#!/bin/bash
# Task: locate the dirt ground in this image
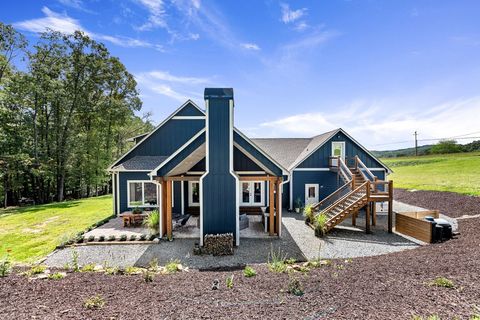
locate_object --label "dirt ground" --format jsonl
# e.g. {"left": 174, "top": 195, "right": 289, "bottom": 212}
{"left": 1, "top": 189, "right": 479, "bottom": 320}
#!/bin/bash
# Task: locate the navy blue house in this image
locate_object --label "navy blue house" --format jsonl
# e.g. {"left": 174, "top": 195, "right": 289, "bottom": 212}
{"left": 108, "top": 88, "right": 391, "bottom": 246}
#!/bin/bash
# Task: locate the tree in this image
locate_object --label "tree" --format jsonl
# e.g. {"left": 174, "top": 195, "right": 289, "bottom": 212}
{"left": 429, "top": 140, "right": 464, "bottom": 154}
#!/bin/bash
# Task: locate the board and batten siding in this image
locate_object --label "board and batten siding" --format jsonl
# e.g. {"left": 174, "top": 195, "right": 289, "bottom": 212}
{"left": 122, "top": 118, "right": 205, "bottom": 163}
{"left": 175, "top": 102, "right": 205, "bottom": 116}
{"left": 292, "top": 171, "right": 341, "bottom": 207}
{"left": 297, "top": 131, "right": 383, "bottom": 169}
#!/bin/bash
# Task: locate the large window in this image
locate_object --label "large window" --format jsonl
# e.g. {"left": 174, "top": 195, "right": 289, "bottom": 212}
{"left": 188, "top": 181, "right": 200, "bottom": 206}
{"left": 128, "top": 181, "right": 158, "bottom": 207}
{"left": 240, "top": 181, "right": 264, "bottom": 206}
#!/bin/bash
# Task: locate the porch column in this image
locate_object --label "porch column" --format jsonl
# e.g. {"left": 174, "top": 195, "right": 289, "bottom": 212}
{"left": 388, "top": 180, "right": 393, "bottom": 233}
{"left": 161, "top": 180, "right": 167, "bottom": 238}
{"left": 166, "top": 178, "right": 173, "bottom": 240}
{"left": 269, "top": 178, "right": 274, "bottom": 236}
{"left": 275, "top": 177, "right": 282, "bottom": 236}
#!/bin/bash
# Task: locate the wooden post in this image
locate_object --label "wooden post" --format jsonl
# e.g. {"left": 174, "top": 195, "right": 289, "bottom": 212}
{"left": 372, "top": 201, "right": 377, "bottom": 226}
{"left": 161, "top": 180, "right": 167, "bottom": 237}
{"left": 275, "top": 178, "right": 282, "bottom": 235}
{"left": 351, "top": 175, "right": 355, "bottom": 190}
{"left": 365, "top": 180, "right": 371, "bottom": 234}
{"left": 166, "top": 179, "right": 172, "bottom": 240}
{"left": 269, "top": 179, "right": 275, "bottom": 236}
{"left": 388, "top": 180, "right": 393, "bottom": 233}
{"left": 352, "top": 209, "right": 356, "bottom": 226}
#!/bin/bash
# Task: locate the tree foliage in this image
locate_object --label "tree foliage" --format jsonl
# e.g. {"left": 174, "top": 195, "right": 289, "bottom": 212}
{"left": 0, "top": 23, "right": 153, "bottom": 206}
{"left": 429, "top": 140, "right": 464, "bottom": 155}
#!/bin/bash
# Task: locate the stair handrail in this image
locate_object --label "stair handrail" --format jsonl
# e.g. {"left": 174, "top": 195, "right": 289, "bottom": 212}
{"left": 355, "top": 156, "right": 376, "bottom": 182}
{"left": 317, "top": 181, "right": 368, "bottom": 217}
{"left": 338, "top": 156, "right": 353, "bottom": 182}
{"left": 312, "top": 181, "right": 351, "bottom": 211}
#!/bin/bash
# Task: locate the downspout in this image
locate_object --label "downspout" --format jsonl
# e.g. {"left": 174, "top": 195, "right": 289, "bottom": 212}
{"left": 149, "top": 172, "right": 163, "bottom": 238}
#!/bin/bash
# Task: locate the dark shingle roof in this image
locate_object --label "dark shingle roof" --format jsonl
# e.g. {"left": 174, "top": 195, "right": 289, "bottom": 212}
{"left": 251, "top": 138, "right": 312, "bottom": 169}
{"left": 112, "top": 156, "right": 168, "bottom": 171}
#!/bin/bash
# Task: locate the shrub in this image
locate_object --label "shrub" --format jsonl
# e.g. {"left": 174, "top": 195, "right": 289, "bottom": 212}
{"left": 143, "top": 210, "right": 160, "bottom": 233}
{"left": 243, "top": 266, "right": 256, "bottom": 277}
{"left": 87, "top": 235, "right": 95, "bottom": 242}
{"left": 226, "top": 274, "right": 234, "bottom": 289}
{"left": 104, "top": 267, "right": 119, "bottom": 275}
{"left": 268, "top": 247, "right": 287, "bottom": 273}
{"left": 107, "top": 235, "right": 116, "bottom": 241}
{"left": 0, "top": 255, "right": 12, "bottom": 277}
{"left": 412, "top": 316, "right": 441, "bottom": 320}
{"left": 429, "top": 277, "right": 455, "bottom": 288}
{"left": 26, "top": 265, "right": 46, "bottom": 276}
{"left": 430, "top": 139, "right": 464, "bottom": 154}
{"left": 125, "top": 266, "right": 140, "bottom": 275}
{"left": 48, "top": 272, "right": 65, "bottom": 280}
{"left": 285, "top": 258, "right": 296, "bottom": 265}
{"left": 98, "top": 235, "right": 105, "bottom": 242}
{"left": 119, "top": 234, "right": 127, "bottom": 241}
{"left": 129, "top": 235, "right": 137, "bottom": 241}
{"left": 81, "top": 264, "right": 95, "bottom": 272}
{"left": 143, "top": 270, "right": 154, "bottom": 283}
{"left": 84, "top": 295, "right": 105, "bottom": 309}
{"left": 149, "top": 258, "right": 159, "bottom": 272}
{"left": 132, "top": 207, "right": 142, "bottom": 214}
{"left": 314, "top": 213, "right": 328, "bottom": 237}
{"left": 295, "top": 198, "right": 303, "bottom": 212}
{"left": 287, "top": 275, "right": 304, "bottom": 296}
{"left": 303, "top": 204, "right": 315, "bottom": 224}
{"left": 165, "top": 259, "right": 181, "bottom": 274}
{"left": 139, "top": 234, "right": 147, "bottom": 241}
{"left": 148, "top": 234, "right": 157, "bottom": 241}
{"left": 71, "top": 249, "right": 79, "bottom": 272}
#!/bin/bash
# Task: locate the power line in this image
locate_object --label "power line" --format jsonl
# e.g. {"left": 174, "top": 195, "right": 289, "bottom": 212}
{"left": 371, "top": 132, "right": 480, "bottom": 147}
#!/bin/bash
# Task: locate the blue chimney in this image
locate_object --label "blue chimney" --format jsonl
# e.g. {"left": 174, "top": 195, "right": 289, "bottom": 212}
{"left": 200, "top": 88, "right": 238, "bottom": 245}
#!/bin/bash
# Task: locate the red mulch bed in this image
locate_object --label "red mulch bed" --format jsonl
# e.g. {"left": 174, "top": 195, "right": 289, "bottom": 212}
{"left": 1, "top": 191, "right": 479, "bottom": 319}
{"left": 395, "top": 188, "right": 480, "bottom": 218}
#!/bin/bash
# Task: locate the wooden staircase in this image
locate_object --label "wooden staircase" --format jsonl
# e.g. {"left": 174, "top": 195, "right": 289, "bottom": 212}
{"left": 312, "top": 155, "right": 394, "bottom": 234}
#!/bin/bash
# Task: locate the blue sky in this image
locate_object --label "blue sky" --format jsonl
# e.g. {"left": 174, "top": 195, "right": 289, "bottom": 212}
{"left": 3, "top": 0, "right": 480, "bottom": 150}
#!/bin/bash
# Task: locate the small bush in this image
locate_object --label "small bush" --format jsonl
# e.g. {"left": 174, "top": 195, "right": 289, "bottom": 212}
{"left": 84, "top": 295, "right": 105, "bottom": 309}
{"left": 429, "top": 277, "right": 455, "bottom": 288}
{"left": 119, "top": 234, "right": 127, "bottom": 241}
{"left": 139, "top": 234, "right": 147, "bottom": 241}
{"left": 48, "top": 272, "right": 65, "bottom": 280}
{"left": 71, "top": 249, "right": 79, "bottom": 272}
{"left": 87, "top": 235, "right": 95, "bottom": 242}
{"left": 149, "top": 258, "right": 159, "bottom": 272}
{"left": 107, "top": 235, "right": 116, "bottom": 241}
{"left": 148, "top": 234, "right": 156, "bottom": 241}
{"left": 0, "top": 255, "right": 12, "bottom": 277}
{"left": 303, "top": 204, "right": 315, "bottom": 224}
{"left": 165, "top": 259, "right": 181, "bottom": 274}
{"left": 285, "top": 258, "right": 296, "bottom": 265}
{"left": 411, "top": 315, "right": 441, "bottom": 320}
{"left": 81, "top": 264, "right": 95, "bottom": 272}
{"left": 125, "top": 266, "right": 140, "bottom": 275}
{"left": 226, "top": 274, "right": 234, "bottom": 289}
{"left": 268, "top": 247, "right": 287, "bottom": 273}
{"left": 143, "top": 270, "right": 154, "bottom": 283}
{"left": 98, "top": 235, "right": 105, "bottom": 242}
{"left": 26, "top": 265, "right": 46, "bottom": 276}
{"left": 129, "top": 235, "right": 137, "bottom": 241}
{"left": 105, "top": 267, "right": 119, "bottom": 275}
{"left": 314, "top": 213, "right": 328, "bottom": 237}
{"left": 143, "top": 210, "right": 160, "bottom": 233}
{"left": 287, "top": 275, "right": 304, "bottom": 296}
{"left": 243, "top": 266, "right": 257, "bottom": 278}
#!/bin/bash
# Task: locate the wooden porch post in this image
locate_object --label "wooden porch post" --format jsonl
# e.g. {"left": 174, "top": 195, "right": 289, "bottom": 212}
{"left": 388, "top": 180, "right": 393, "bottom": 233}
{"left": 352, "top": 209, "right": 356, "bottom": 226}
{"left": 161, "top": 180, "right": 167, "bottom": 238}
{"left": 365, "top": 180, "right": 371, "bottom": 234}
{"left": 166, "top": 179, "right": 173, "bottom": 240}
{"left": 372, "top": 202, "right": 377, "bottom": 226}
{"left": 269, "top": 179, "right": 274, "bottom": 236}
{"left": 275, "top": 177, "right": 282, "bottom": 235}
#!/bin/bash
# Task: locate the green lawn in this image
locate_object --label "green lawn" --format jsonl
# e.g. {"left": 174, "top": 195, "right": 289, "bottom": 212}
{"left": 382, "top": 152, "right": 480, "bottom": 196}
{"left": 0, "top": 195, "right": 112, "bottom": 263}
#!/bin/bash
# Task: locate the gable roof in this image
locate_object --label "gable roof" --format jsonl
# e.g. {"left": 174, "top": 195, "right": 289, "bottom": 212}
{"left": 107, "top": 100, "right": 204, "bottom": 171}
{"left": 251, "top": 138, "right": 311, "bottom": 169}
{"left": 112, "top": 156, "right": 168, "bottom": 171}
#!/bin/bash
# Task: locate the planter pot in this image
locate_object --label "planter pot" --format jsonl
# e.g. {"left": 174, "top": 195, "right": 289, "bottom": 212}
{"left": 295, "top": 208, "right": 300, "bottom": 213}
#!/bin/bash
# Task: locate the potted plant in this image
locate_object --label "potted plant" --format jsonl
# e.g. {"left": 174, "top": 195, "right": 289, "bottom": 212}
{"left": 303, "top": 204, "right": 314, "bottom": 224}
{"left": 294, "top": 198, "right": 303, "bottom": 213}
{"left": 314, "top": 212, "right": 328, "bottom": 237}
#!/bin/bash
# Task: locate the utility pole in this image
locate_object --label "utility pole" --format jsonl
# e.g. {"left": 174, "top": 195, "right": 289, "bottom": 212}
{"left": 414, "top": 131, "right": 418, "bottom": 156}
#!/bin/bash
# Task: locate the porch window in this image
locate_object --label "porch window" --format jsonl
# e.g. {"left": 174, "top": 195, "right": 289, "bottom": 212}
{"left": 128, "top": 181, "right": 158, "bottom": 207}
{"left": 240, "top": 181, "right": 264, "bottom": 206}
{"left": 189, "top": 181, "right": 200, "bottom": 206}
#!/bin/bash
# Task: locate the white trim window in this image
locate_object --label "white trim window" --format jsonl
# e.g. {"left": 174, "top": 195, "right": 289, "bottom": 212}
{"left": 188, "top": 181, "right": 200, "bottom": 207}
{"left": 240, "top": 181, "right": 265, "bottom": 206}
{"left": 127, "top": 181, "right": 158, "bottom": 207}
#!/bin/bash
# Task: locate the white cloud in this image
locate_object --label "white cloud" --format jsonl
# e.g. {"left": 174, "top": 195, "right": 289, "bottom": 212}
{"left": 135, "top": 70, "right": 210, "bottom": 102}
{"left": 56, "top": 0, "right": 94, "bottom": 13}
{"left": 280, "top": 3, "right": 307, "bottom": 24}
{"left": 256, "top": 97, "right": 480, "bottom": 150}
{"left": 191, "top": 0, "right": 201, "bottom": 9}
{"left": 13, "top": 7, "right": 164, "bottom": 50}
{"left": 241, "top": 43, "right": 260, "bottom": 51}
{"left": 136, "top": 0, "right": 168, "bottom": 31}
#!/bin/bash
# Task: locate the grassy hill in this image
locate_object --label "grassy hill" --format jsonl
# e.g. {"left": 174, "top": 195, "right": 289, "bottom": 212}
{"left": 0, "top": 195, "right": 112, "bottom": 263}
{"left": 382, "top": 152, "right": 480, "bottom": 196}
